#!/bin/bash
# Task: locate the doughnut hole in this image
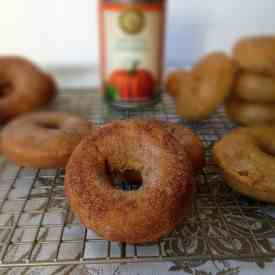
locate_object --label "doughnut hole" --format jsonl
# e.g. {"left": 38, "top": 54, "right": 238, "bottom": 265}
{"left": 38, "top": 121, "right": 60, "bottom": 130}
{"left": 105, "top": 161, "right": 143, "bottom": 191}
{"left": 0, "top": 82, "right": 12, "bottom": 98}
{"left": 35, "top": 117, "right": 63, "bottom": 131}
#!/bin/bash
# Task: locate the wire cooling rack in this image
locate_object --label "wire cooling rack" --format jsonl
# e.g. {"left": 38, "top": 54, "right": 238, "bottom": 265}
{"left": 0, "top": 89, "right": 275, "bottom": 268}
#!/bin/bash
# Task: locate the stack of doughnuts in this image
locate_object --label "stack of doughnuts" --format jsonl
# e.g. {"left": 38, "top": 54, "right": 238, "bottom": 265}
{"left": 226, "top": 36, "right": 275, "bottom": 125}
{"left": 65, "top": 119, "right": 204, "bottom": 244}
{"left": 166, "top": 35, "right": 275, "bottom": 125}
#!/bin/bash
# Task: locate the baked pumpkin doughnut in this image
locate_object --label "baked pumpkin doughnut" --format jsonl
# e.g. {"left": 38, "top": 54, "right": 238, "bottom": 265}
{"left": 1, "top": 112, "right": 93, "bottom": 168}
{"left": 225, "top": 98, "right": 275, "bottom": 126}
{"left": 160, "top": 121, "right": 204, "bottom": 172}
{"left": 108, "top": 119, "right": 204, "bottom": 172}
{"left": 166, "top": 69, "right": 188, "bottom": 97}
{"left": 0, "top": 56, "right": 57, "bottom": 120}
{"left": 233, "top": 36, "right": 275, "bottom": 76}
{"left": 234, "top": 71, "right": 275, "bottom": 103}
{"left": 213, "top": 126, "right": 275, "bottom": 203}
{"left": 65, "top": 119, "right": 195, "bottom": 244}
{"left": 175, "top": 52, "right": 237, "bottom": 120}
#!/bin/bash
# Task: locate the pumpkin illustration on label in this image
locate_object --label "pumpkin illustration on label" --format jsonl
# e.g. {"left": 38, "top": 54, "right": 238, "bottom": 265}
{"left": 100, "top": 0, "right": 165, "bottom": 108}
{"left": 108, "top": 62, "right": 155, "bottom": 101}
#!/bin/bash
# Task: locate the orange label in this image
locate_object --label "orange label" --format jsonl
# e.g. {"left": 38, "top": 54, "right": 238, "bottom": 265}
{"left": 102, "top": 3, "right": 164, "bottom": 11}
{"left": 99, "top": 1, "right": 165, "bottom": 103}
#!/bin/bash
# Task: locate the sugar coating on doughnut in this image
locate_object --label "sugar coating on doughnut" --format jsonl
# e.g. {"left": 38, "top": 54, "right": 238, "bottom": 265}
{"left": 65, "top": 119, "right": 195, "bottom": 244}
{"left": 150, "top": 120, "right": 204, "bottom": 172}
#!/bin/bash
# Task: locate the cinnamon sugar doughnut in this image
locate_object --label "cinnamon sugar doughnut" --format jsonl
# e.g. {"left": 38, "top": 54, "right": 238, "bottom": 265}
{"left": 175, "top": 53, "right": 237, "bottom": 120}
{"left": 158, "top": 121, "right": 204, "bottom": 172}
{"left": 0, "top": 56, "right": 57, "bottom": 120}
{"left": 213, "top": 126, "right": 275, "bottom": 203}
{"left": 1, "top": 112, "right": 93, "bottom": 168}
{"left": 233, "top": 36, "right": 275, "bottom": 76}
{"left": 65, "top": 119, "right": 195, "bottom": 244}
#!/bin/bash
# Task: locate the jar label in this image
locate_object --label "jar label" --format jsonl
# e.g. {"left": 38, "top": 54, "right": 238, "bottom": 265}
{"left": 100, "top": 3, "right": 165, "bottom": 103}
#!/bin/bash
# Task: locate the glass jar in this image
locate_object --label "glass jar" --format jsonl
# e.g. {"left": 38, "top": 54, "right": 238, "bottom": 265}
{"left": 99, "top": 0, "right": 166, "bottom": 109}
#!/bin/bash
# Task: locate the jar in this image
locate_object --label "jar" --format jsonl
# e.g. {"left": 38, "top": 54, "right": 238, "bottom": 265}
{"left": 99, "top": 0, "right": 166, "bottom": 109}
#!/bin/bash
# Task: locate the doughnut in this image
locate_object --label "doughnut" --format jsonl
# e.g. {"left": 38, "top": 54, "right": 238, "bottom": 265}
{"left": 106, "top": 119, "right": 204, "bottom": 172}
{"left": 225, "top": 98, "right": 275, "bottom": 126}
{"left": 65, "top": 119, "right": 195, "bottom": 244}
{"left": 1, "top": 112, "right": 93, "bottom": 168}
{"left": 103, "top": 119, "right": 204, "bottom": 174}
{"left": 0, "top": 56, "right": 57, "bottom": 120}
{"left": 175, "top": 52, "right": 237, "bottom": 121}
{"left": 159, "top": 121, "right": 204, "bottom": 172}
{"left": 165, "top": 70, "right": 188, "bottom": 97}
{"left": 234, "top": 71, "right": 275, "bottom": 103}
{"left": 233, "top": 36, "right": 275, "bottom": 76}
{"left": 213, "top": 126, "right": 275, "bottom": 203}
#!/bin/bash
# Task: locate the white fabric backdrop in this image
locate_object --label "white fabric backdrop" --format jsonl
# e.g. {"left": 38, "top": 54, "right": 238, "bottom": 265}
{"left": 0, "top": 0, "right": 275, "bottom": 68}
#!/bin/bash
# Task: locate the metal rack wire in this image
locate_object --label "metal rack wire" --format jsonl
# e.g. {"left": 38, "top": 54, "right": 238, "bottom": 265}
{"left": 0, "top": 89, "right": 275, "bottom": 268}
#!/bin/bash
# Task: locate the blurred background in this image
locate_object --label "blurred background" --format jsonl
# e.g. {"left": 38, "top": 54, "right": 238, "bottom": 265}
{"left": 1, "top": 0, "right": 274, "bottom": 87}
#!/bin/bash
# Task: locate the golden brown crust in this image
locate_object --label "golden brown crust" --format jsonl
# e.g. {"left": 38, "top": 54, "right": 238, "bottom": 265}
{"left": 109, "top": 119, "right": 204, "bottom": 172}
{"left": 1, "top": 111, "right": 93, "bottom": 168}
{"left": 156, "top": 121, "right": 204, "bottom": 172}
{"left": 233, "top": 36, "right": 275, "bottom": 76}
{"left": 0, "top": 56, "right": 57, "bottom": 120}
{"left": 165, "top": 70, "right": 188, "bottom": 97}
{"left": 65, "top": 119, "right": 195, "bottom": 244}
{"left": 225, "top": 98, "right": 275, "bottom": 126}
{"left": 175, "top": 52, "right": 237, "bottom": 121}
{"left": 234, "top": 71, "right": 275, "bottom": 103}
{"left": 213, "top": 126, "right": 275, "bottom": 203}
